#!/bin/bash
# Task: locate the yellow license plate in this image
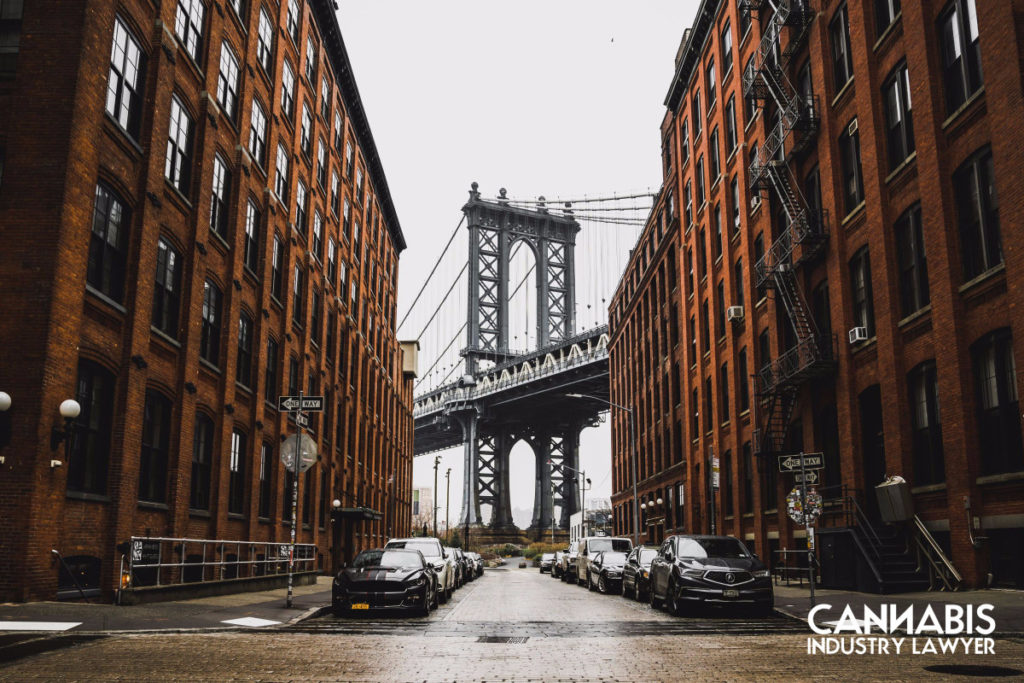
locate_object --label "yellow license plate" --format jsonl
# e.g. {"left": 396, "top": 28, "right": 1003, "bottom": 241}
{"left": 723, "top": 590, "right": 739, "bottom": 598}
{"left": 351, "top": 603, "right": 370, "bottom": 610}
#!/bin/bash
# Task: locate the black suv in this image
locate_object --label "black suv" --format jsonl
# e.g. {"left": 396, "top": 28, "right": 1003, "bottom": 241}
{"left": 648, "top": 535, "right": 773, "bottom": 616}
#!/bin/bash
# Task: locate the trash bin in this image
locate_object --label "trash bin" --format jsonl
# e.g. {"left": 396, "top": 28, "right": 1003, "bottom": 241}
{"left": 875, "top": 475, "right": 914, "bottom": 523}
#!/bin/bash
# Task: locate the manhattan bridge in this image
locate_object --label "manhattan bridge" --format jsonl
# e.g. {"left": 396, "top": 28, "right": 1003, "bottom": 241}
{"left": 399, "top": 183, "right": 652, "bottom": 536}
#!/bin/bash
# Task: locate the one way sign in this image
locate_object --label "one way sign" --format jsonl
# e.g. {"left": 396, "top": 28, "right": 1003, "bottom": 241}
{"left": 278, "top": 395, "right": 324, "bottom": 412}
{"left": 778, "top": 453, "right": 824, "bottom": 473}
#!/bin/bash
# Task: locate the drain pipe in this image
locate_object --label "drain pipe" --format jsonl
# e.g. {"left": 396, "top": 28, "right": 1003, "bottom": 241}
{"left": 52, "top": 549, "right": 89, "bottom": 602}
{"left": 963, "top": 496, "right": 987, "bottom": 549}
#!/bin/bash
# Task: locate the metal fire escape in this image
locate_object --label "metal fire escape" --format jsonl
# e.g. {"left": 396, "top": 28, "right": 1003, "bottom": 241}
{"left": 740, "top": 0, "right": 834, "bottom": 456}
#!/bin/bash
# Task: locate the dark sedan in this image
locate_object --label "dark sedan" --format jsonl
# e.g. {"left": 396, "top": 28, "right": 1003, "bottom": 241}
{"left": 648, "top": 535, "right": 773, "bottom": 616}
{"left": 588, "top": 550, "right": 627, "bottom": 594}
{"left": 332, "top": 549, "right": 438, "bottom": 617}
{"left": 622, "top": 545, "right": 658, "bottom": 601}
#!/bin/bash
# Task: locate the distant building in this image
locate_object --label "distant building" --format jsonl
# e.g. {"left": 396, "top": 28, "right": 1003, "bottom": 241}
{"left": 609, "top": 0, "right": 1024, "bottom": 589}
{"left": 0, "top": 0, "right": 415, "bottom": 601}
{"left": 411, "top": 487, "right": 434, "bottom": 534}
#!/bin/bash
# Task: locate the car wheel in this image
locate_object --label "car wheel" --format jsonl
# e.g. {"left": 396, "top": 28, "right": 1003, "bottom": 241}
{"left": 446, "top": 582, "right": 453, "bottom": 602}
{"left": 668, "top": 580, "right": 687, "bottom": 617}
{"left": 598, "top": 575, "right": 607, "bottom": 594}
{"left": 649, "top": 581, "right": 662, "bottom": 609}
{"left": 430, "top": 587, "right": 439, "bottom": 611}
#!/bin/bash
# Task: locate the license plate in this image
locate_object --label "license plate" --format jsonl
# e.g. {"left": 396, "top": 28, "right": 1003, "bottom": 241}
{"left": 723, "top": 589, "right": 739, "bottom": 598}
{"left": 351, "top": 603, "right": 370, "bottom": 610}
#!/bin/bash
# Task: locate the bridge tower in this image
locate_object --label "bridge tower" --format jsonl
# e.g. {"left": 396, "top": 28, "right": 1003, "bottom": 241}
{"left": 457, "top": 183, "right": 584, "bottom": 534}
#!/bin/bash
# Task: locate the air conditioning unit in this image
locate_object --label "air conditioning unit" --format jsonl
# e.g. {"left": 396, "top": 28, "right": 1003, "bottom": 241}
{"left": 750, "top": 195, "right": 761, "bottom": 210}
{"left": 848, "top": 118, "right": 859, "bottom": 136}
{"left": 727, "top": 305, "right": 744, "bottom": 322}
{"left": 848, "top": 326, "right": 868, "bottom": 344}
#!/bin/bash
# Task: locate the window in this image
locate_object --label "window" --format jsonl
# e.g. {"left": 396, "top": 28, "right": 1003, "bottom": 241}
{"left": 274, "top": 144, "right": 289, "bottom": 204}
{"left": 345, "top": 141, "right": 354, "bottom": 177}
{"left": 229, "top": 429, "right": 247, "bottom": 515}
{"left": 249, "top": 99, "right": 267, "bottom": 166}
{"left": 165, "top": 96, "right": 194, "bottom": 194}
{"left": 812, "top": 280, "right": 831, "bottom": 339}
{"left": 696, "top": 156, "right": 705, "bottom": 206}
{"left": 312, "top": 211, "right": 324, "bottom": 261}
{"left": 830, "top": 5, "right": 854, "bottom": 91}
{"left": 259, "top": 442, "right": 273, "bottom": 518}
{"left": 209, "top": 154, "right": 230, "bottom": 238}
{"left": 697, "top": 228, "right": 707, "bottom": 280}
{"left": 139, "top": 390, "right": 171, "bottom": 503}
{"left": 236, "top": 312, "right": 254, "bottom": 387}
{"left": 152, "top": 238, "right": 181, "bottom": 337}
{"left": 758, "top": 327, "right": 771, "bottom": 374}
{"left": 876, "top": 0, "right": 901, "bottom": 36}
{"left": 244, "top": 200, "right": 260, "bottom": 273}
{"left": 681, "top": 119, "right": 689, "bottom": 165}
{"left": 705, "top": 60, "right": 717, "bottom": 111}
{"left": 908, "top": 361, "right": 944, "bottom": 486}
{"left": 317, "top": 139, "right": 327, "bottom": 187}
{"left": 839, "top": 121, "right": 863, "bottom": 214}
{"left": 955, "top": 146, "right": 1001, "bottom": 280}
{"left": 849, "top": 246, "right": 875, "bottom": 338}
{"left": 339, "top": 260, "right": 348, "bottom": 301}
{"left": 256, "top": 7, "right": 273, "bottom": 72}
{"left": 264, "top": 337, "right": 280, "bottom": 404}
{"left": 305, "top": 36, "right": 317, "bottom": 82}
{"left": 692, "top": 92, "right": 702, "bottom": 138}
{"left": 973, "top": 329, "right": 1023, "bottom": 475}
{"left": 356, "top": 167, "right": 365, "bottom": 202}
{"left": 288, "top": 356, "right": 299, "bottom": 396}
{"left": 286, "top": 0, "right": 300, "bottom": 43}
{"left": 883, "top": 63, "right": 915, "bottom": 170}
{"left": 725, "top": 96, "right": 737, "bottom": 155}
{"left": 709, "top": 128, "right": 721, "bottom": 181}
{"left": 691, "top": 387, "right": 700, "bottom": 435}
{"left": 327, "top": 238, "right": 337, "bottom": 284}
{"left": 106, "top": 17, "right": 145, "bottom": 137}
{"left": 738, "top": 348, "right": 749, "bottom": 413}
{"left": 738, "top": 0, "right": 751, "bottom": 38}
{"left": 190, "top": 413, "right": 214, "bottom": 510}
{"left": 271, "top": 235, "right": 284, "bottom": 301}
{"left": 330, "top": 171, "right": 340, "bottom": 216}
{"left": 200, "top": 280, "right": 222, "bottom": 365}
{"left": 67, "top": 360, "right": 114, "bottom": 495}
{"left": 281, "top": 59, "right": 295, "bottom": 119}
{"left": 300, "top": 103, "right": 312, "bottom": 156}
{"left": 320, "top": 75, "right": 330, "bottom": 120}
{"left": 721, "top": 21, "right": 733, "bottom": 75}
{"left": 704, "top": 377, "right": 713, "bottom": 432}
{"left": 87, "top": 183, "right": 129, "bottom": 303}
{"left": 0, "top": 0, "right": 23, "bottom": 79}
{"left": 216, "top": 42, "right": 240, "bottom": 120}
{"left": 939, "top": 0, "right": 982, "bottom": 115}
{"left": 292, "top": 264, "right": 304, "bottom": 325}
{"left": 684, "top": 181, "right": 693, "bottom": 227}
{"left": 334, "top": 110, "right": 344, "bottom": 150}
{"left": 894, "top": 204, "right": 929, "bottom": 316}
{"left": 730, "top": 176, "right": 741, "bottom": 233}
{"left": 743, "top": 55, "right": 756, "bottom": 123}
{"left": 343, "top": 197, "right": 352, "bottom": 237}
{"left": 713, "top": 203, "right": 723, "bottom": 259}
{"left": 753, "top": 234, "right": 765, "bottom": 301}
{"left": 311, "top": 288, "right": 322, "bottom": 346}
{"left": 720, "top": 363, "right": 731, "bottom": 424}
{"left": 701, "top": 299, "right": 711, "bottom": 354}
{"left": 716, "top": 280, "right": 726, "bottom": 339}
{"left": 733, "top": 258, "right": 744, "bottom": 307}
{"left": 174, "top": 0, "right": 205, "bottom": 63}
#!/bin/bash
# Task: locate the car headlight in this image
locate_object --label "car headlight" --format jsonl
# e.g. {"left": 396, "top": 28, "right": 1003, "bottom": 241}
{"left": 681, "top": 568, "right": 705, "bottom": 578}
{"left": 406, "top": 576, "right": 427, "bottom": 587}
{"left": 640, "top": 570, "right": 648, "bottom": 578}
{"left": 753, "top": 569, "right": 771, "bottom": 578}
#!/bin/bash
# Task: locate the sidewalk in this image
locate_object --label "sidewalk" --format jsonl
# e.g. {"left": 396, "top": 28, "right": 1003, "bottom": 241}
{"left": 0, "top": 576, "right": 333, "bottom": 634}
{"left": 773, "top": 583, "right": 1024, "bottom": 635}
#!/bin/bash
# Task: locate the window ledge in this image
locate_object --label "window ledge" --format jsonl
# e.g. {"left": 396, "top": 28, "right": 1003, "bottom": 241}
{"left": 910, "top": 483, "right": 946, "bottom": 494}
{"left": 66, "top": 491, "right": 111, "bottom": 503}
{"left": 138, "top": 500, "right": 169, "bottom": 511}
{"left": 831, "top": 78, "right": 855, "bottom": 109}
{"left": 102, "top": 113, "right": 144, "bottom": 157}
{"left": 189, "top": 508, "right": 212, "bottom": 518}
{"left": 884, "top": 151, "right": 917, "bottom": 186}
{"left": 151, "top": 325, "right": 182, "bottom": 348}
{"left": 742, "top": 512, "right": 754, "bottom": 519}
{"left": 872, "top": 14, "right": 903, "bottom": 54}
{"left": 850, "top": 335, "right": 878, "bottom": 355}
{"left": 941, "top": 87, "right": 986, "bottom": 132}
{"left": 199, "top": 357, "right": 221, "bottom": 374}
{"left": 897, "top": 305, "right": 931, "bottom": 330}
{"left": 958, "top": 263, "right": 1006, "bottom": 297}
{"left": 84, "top": 285, "right": 127, "bottom": 315}
{"left": 840, "top": 201, "right": 866, "bottom": 227}
{"left": 209, "top": 229, "right": 232, "bottom": 254}
{"left": 755, "top": 296, "right": 768, "bottom": 310}
{"left": 743, "top": 110, "right": 761, "bottom": 134}
{"left": 163, "top": 179, "right": 193, "bottom": 211}
{"left": 976, "top": 471, "right": 1024, "bottom": 486}
{"left": 227, "top": 513, "right": 246, "bottom": 520}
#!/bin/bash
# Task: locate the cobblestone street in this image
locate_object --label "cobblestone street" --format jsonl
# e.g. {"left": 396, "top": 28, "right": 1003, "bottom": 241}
{"left": 2, "top": 566, "right": 1022, "bottom": 681}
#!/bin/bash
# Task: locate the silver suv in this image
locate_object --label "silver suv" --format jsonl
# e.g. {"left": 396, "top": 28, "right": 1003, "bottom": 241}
{"left": 576, "top": 536, "right": 633, "bottom": 587}
{"left": 384, "top": 538, "right": 455, "bottom": 603}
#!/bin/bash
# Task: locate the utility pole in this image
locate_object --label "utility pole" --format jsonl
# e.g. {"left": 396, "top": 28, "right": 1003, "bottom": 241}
{"left": 445, "top": 467, "right": 451, "bottom": 541}
{"left": 433, "top": 455, "right": 441, "bottom": 538}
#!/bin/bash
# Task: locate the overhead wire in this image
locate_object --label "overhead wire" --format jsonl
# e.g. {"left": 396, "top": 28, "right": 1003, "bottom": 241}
{"left": 397, "top": 215, "right": 465, "bottom": 334}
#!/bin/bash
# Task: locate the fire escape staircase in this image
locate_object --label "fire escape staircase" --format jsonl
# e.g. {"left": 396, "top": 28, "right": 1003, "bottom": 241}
{"left": 741, "top": 1, "right": 833, "bottom": 456}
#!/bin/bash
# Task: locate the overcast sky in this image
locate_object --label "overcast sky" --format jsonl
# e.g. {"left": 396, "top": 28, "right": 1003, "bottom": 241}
{"left": 337, "top": 1, "right": 699, "bottom": 526}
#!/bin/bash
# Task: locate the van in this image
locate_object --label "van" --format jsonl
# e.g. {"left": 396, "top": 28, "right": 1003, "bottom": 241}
{"left": 575, "top": 536, "right": 633, "bottom": 586}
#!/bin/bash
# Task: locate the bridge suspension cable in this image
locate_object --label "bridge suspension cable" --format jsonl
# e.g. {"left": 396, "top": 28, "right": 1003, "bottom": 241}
{"left": 397, "top": 216, "right": 465, "bottom": 334}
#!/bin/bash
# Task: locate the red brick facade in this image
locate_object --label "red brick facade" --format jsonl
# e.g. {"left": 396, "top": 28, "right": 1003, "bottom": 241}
{"left": 609, "top": 0, "right": 1024, "bottom": 589}
{"left": 0, "top": 0, "right": 415, "bottom": 601}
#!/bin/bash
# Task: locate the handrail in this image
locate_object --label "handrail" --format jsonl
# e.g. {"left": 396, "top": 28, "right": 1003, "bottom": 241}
{"left": 913, "top": 515, "right": 962, "bottom": 590}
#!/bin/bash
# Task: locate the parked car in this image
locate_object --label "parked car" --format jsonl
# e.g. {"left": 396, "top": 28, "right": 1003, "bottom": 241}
{"left": 384, "top": 538, "right": 455, "bottom": 603}
{"left": 444, "top": 546, "right": 464, "bottom": 588}
{"left": 454, "top": 548, "right": 474, "bottom": 583}
{"left": 622, "top": 545, "right": 659, "bottom": 601}
{"left": 576, "top": 536, "right": 633, "bottom": 587}
{"left": 539, "top": 553, "right": 555, "bottom": 573}
{"left": 551, "top": 549, "right": 566, "bottom": 578}
{"left": 332, "top": 548, "right": 437, "bottom": 617}
{"left": 588, "top": 550, "right": 627, "bottom": 594}
{"left": 648, "top": 535, "right": 774, "bottom": 616}
{"left": 465, "top": 551, "right": 484, "bottom": 577}
{"left": 560, "top": 541, "right": 580, "bottom": 583}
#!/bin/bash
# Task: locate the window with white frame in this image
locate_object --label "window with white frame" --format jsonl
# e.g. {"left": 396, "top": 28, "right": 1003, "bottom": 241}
{"left": 106, "top": 16, "right": 145, "bottom": 137}
{"left": 174, "top": 0, "right": 205, "bottom": 63}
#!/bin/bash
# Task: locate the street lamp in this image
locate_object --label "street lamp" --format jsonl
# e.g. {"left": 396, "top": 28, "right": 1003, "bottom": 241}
{"left": 0, "top": 391, "right": 11, "bottom": 465}
{"left": 565, "top": 393, "right": 640, "bottom": 545}
{"left": 433, "top": 455, "right": 441, "bottom": 538}
{"left": 445, "top": 467, "right": 451, "bottom": 541}
{"left": 549, "top": 459, "right": 589, "bottom": 537}
{"left": 50, "top": 398, "right": 81, "bottom": 468}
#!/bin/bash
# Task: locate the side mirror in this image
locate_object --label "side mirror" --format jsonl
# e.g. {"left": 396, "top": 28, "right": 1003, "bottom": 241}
{"left": 442, "top": 549, "right": 449, "bottom": 559}
{"left": 340, "top": 562, "right": 347, "bottom": 569}
{"left": 665, "top": 552, "right": 674, "bottom": 563}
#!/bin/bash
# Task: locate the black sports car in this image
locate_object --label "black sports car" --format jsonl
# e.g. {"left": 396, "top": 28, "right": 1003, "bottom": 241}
{"left": 622, "top": 546, "right": 658, "bottom": 601}
{"left": 332, "top": 549, "right": 438, "bottom": 617}
{"left": 588, "top": 550, "right": 627, "bottom": 593}
{"left": 648, "top": 535, "right": 773, "bottom": 616}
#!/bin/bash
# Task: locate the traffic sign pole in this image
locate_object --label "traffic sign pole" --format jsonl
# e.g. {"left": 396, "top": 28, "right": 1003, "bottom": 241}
{"left": 287, "top": 390, "right": 302, "bottom": 608}
{"left": 799, "top": 452, "right": 815, "bottom": 608}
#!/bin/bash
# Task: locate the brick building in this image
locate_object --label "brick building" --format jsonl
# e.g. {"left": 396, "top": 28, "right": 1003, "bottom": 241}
{"left": 609, "top": 0, "right": 1024, "bottom": 589}
{"left": 0, "top": 0, "right": 416, "bottom": 601}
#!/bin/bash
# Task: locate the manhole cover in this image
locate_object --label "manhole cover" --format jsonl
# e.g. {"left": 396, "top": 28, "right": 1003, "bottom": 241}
{"left": 477, "top": 636, "right": 528, "bottom": 644}
{"left": 923, "top": 665, "right": 1023, "bottom": 678}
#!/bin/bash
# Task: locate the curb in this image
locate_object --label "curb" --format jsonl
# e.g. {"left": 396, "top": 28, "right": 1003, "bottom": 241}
{"left": 287, "top": 605, "right": 331, "bottom": 626}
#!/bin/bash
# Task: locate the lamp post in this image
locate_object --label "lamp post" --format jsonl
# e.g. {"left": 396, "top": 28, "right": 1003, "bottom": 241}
{"left": 0, "top": 391, "right": 11, "bottom": 465}
{"left": 565, "top": 393, "right": 640, "bottom": 545}
{"left": 433, "top": 455, "right": 441, "bottom": 538}
{"left": 550, "top": 459, "right": 588, "bottom": 536}
{"left": 50, "top": 398, "right": 81, "bottom": 468}
{"left": 445, "top": 467, "right": 451, "bottom": 541}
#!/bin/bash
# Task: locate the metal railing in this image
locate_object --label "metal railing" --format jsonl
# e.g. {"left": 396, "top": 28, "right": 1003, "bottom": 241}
{"left": 118, "top": 536, "right": 317, "bottom": 593}
{"left": 912, "top": 516, "right": 962, "bottom": 591}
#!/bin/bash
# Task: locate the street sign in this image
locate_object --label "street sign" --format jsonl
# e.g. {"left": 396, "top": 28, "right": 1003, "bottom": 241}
{"left": 778, "top": 452, "right": 824, "bottom": 473}
{"left": 787, "top": 486, "right": 823, "bottom": 525}
{"left": 295, "top": 413, "right": 309, "bottom": 428}
{"left": 794, "top": 471, "right": 819, "bottom": 485}
{"left": 281, "top": 433, "right": 318, "bottom": 473}
{"left": 712, "top": 456, "right": 720, "bottom": 489}
{"left": 278, "top": 395, "right": 324, "bottom": 412}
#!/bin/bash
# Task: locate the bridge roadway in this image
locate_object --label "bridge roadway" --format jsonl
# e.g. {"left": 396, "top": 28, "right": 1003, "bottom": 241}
{"left": 413, "top": 325, "right": 611, "bottom": 456}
